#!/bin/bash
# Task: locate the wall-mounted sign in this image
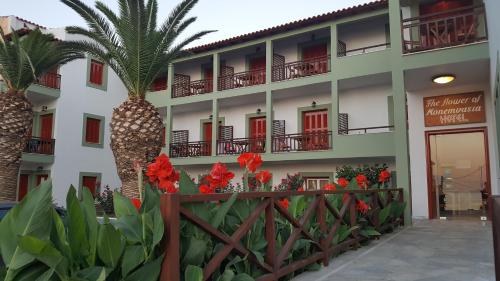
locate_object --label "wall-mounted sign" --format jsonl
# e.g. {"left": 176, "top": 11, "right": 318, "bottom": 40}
{"left": 423, "top": 92, "right": 485, "bottom": 127}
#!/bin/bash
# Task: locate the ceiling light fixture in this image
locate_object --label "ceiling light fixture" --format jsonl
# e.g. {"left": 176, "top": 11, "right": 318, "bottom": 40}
{"left": 432, "top": 74, "right": 455, "bottom": 84}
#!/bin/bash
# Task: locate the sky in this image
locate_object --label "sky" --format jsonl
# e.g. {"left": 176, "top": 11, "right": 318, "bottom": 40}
{"left": 1, "top": 0, "right": 373, "bottom": 47}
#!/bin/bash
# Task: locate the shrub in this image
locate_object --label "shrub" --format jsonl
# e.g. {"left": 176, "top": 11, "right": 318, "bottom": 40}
{"left": 95, "top": 185, "right": 115, "bottom": 215}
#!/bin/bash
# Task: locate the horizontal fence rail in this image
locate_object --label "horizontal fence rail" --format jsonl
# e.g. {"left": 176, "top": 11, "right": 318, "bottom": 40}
{"left": 272, "top": 131, "right": 332, "bottom": 153}
{"left": 172, "top": 78, "right": 213, "bottom": 98}
{"left": 35, "top": 73, "right": 61, "bottom": 89}
{"left": 169, "top": 141, "right": 211, "bottom": 158}
{"left": 339, "top": 125, "right": 394, "bottom": 135}
{"left": 337, "top": 43, "right": 390, "bottom": 57}
{"left": 24, "top": 137, "right": 55, "bottom": 155}
{"left": 218, "top": 68, "right": 266, "bottom": 91}
{"left": 217, "top": 137, "right": 266, "bottom": 155}
{"left": 160, "top": 188, "right": 405, "bottom": 281}
{"left": 402, "top": 4, "right": 487, "bottom": 53}
{"left": 272, "top": 55, "right": 330, "bottom": 82}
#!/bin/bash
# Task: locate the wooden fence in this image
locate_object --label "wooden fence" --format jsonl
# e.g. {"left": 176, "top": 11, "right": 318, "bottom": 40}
{"left": 159, "top": 188, "right": 404, "bottom": 280}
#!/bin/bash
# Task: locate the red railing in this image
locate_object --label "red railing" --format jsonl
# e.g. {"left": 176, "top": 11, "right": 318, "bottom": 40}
{"left": 218, "top": 68, "right": 266, "bottom": 91}
{"left": 272, "top": 131, "right": 332, "bottom": 153}
{"left": 172, "top": 78, "right": 213, "bottom": 98}
{"left": 24, "top": 137, "right": 55, "bottom": 155}
{"left": 35, "top": 73, "right": 61, "bottom": 89}
{"left": 169, "top": 141, "right": 211, "bottom": 158}
{"left": 217, "top": 137, "right": 266, "bottom": 155}
{"left": 402, "top": 4, "right": 487, "bottom": 53}
{"left": 159, "top": 188, "right": 405, "bottom": 280}
{"left": 272, "top": 55, "right": 330, "bottom": 82}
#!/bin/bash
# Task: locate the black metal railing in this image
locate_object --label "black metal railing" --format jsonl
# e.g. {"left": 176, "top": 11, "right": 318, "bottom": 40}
{"left": 216, "top": 137, "right": 266, "bottom": 155}
{"left": 24, "top": 137, "right": 55, "bottom": 155}
{"left": 172, "top": 78, "right": 213, "bottom": 98}
{"left": 272, "top": 131, "right": 332, "bottom": 153}
{"left": 218, "top": 69, "right": 266, "bottom": 91}
{"left": 339, "top": 125, "right": 394, "bottom": 135}
{"left": 272, "top": 55, "right": 330, "bottom": 82}
{"left": 337, "top": 43, "right": 391, "bottom": 57}
{"left": 169, "top": 141, "right": 211, "bottom": 158}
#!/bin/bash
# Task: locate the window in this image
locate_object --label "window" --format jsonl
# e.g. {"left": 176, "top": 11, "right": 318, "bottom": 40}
{"left": 89, "top": 59, "right": 104, "bottom": 85}
{"left": 79, "top": 172, "right": 102, "bottom": 197}
{"left": 82, "top": 113, "right": 105, "bottom": 148}
{"left": 305, "top": 177, "right": 329, "bottom": 191}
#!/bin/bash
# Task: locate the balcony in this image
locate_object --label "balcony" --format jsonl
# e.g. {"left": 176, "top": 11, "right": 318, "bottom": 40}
{"left": 272, "top": 131, "right": 332, "bottom": 153}
{"left": 402, "top": 4, "right": 487, "bottom": 53}
{"left": 172, "top": 78, "right": 213, "bottom": 98}
{"left": 35, "top": 72, "right": 61, "bottom": 89}
{"left": 23, "top": 137, "right": 55, "bottom": 155}
{"left": 218, "top": 68, "right": 266, "bottom": 91}
{"left": 169, "top": 141, "right": 211, "bottom": 158}
{"left": 337, "top": 43, "right": 390, "bottom": 57}
{"left": 217, "top": 137, "right": 266, "bottom": 155}
{"left": 338, "top": 125, "right": 394, "bottom": 135}
{"left": 271, "top": 55, "right": 330, "bottom": 82}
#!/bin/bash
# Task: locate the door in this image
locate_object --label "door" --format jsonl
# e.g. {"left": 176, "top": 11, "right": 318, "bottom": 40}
{"left": 36, "top": 174, "right": 49, "bottom": 187}
{"left": 249, "top": 117, "right": 266, "bottom": 153}
{"left": 426, "top": 128, "right": 490, "bottom": 220}
{"left": 82, "top": 176, "right": 98, "bottom": 197}
{"left": 40, "top": 113, "right": 53, "bottom": 154}
{"left": 204, "top": 68, "right": 213, "bottom": 92}
{"left": 249, "top": 56, "right": 266, "bottom": 85}
{"left": 302, "top": 43, "right": 328, "bottom": 74}
{"left": 302, "top": 110, "right": 329, "bottom": 150}
{"left": 18, "top": 174, "right": 29, "bottom": 201}
{"left": 203, "top": 122, "right": 212, "bottom": 155}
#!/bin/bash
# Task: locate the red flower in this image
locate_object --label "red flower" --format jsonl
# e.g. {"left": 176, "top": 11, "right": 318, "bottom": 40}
{"left": 205, "top": 162, "right": 235, "bottom": 190}
{"left": 278, "top": 198, "right": 289, "bottom": 209}
{"left": 146, "top": 153, "right": 179, "bottom": 193}
{"left": 297, "top": 187, "right": 304, "bottom": 192}
{"left": 256, "top": 170, "right": 272, "bottom": 184}
{"left": 337, "top": 178, "right": 349, "bottom": 188}
{"left": 237, "top": 152, "right": 263, "bottom": 173}
{"left": 356, "top": 174, "right": 368, "bottom": 189}
{"left": 356, "top": 199, "right": 370, "bottom": 214}
{"left": 323, "top": 183, "right": 336, "bottom": 191}
{"left": 199, "top": 184, "right": 214, "bottom": 194}
{"left": 131, "top": 198, "right": 141, "bottom": 211}
{"left": 378, "top": 170, "right": 391, "bottom": 183}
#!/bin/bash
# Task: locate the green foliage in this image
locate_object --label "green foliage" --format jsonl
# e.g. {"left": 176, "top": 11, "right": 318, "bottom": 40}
{"left": 0, "top": 181, "right": 164, "bottom": 281}
{"left": 336, "top": 164, "right": 390, "bottom": 188}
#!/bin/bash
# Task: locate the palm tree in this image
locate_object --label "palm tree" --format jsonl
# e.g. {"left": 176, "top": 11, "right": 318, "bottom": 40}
{"left": 0, "top": 29, "right": 83, "bottom": 201}
{"left": 61, "top": 0, "right": 214, "bottom": 198}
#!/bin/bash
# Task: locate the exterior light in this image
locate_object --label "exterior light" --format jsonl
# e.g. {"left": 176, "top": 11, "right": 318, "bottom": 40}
{"left": 209, "top": 114, "right": 213, "bottom": 120}
{"left": 256, "top": 108, "right": 261, "bottom": 114}
{"left": 312, "top": 101, "right": 317, "bottom": 107}
{"left": 432, "top": 74, "right": 455, "bottom": 84}
{"left": 42, "top": 106, "right": 48, "bottom": 112}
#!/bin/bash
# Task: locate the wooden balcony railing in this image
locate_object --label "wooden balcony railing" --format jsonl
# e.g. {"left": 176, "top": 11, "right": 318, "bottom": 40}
{"left": 172, "top": 78, "right": 213, "bottom": 98}
{"left": 159, "top": 188, "right": 405, "bottom": 280}
{"left": 339, "top": 125, "right": 394, "bottom": 135}
{"left": 24, "top": 137, "right": 55, "bottom": 155}
{"left": 272, "top": 55, "right": 330, "bottom": 82}
{"left": 218, "top": 68, "right": 266, "bottom": 91}
{"left": 337, "top": 43, "right": 391, "bottom": 57}
{"left": 217, "top": 137, "right": 266, "bottom": 155}
{"left": 35, "top": 73, "right": 61, "bottom": 89}
{"left": 272, "top": 131, "right": 332, "bottom": 153}
{"left": 402, "top": 4, "right": 487, "bottom": 53}
{"left": 169, "top": 141, "right": 211, "bottom": 158}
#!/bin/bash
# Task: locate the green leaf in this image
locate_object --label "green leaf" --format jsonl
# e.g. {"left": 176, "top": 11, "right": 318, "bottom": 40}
{"left": 179, "top": 170, "right": 198, "bottom": 195}
{"left": 346, "top": 178, "right": 359, "bottom": 190}
{"left": 18, "top": 235, "right": 64, "bottom": 269}
{"left": 50, "top": 208, "right": 70, "bottom": 259}
{"left": 115, "top": 215, "right": 143, "bottom": 243}
{"left": 97, "top": 222, "right": 124, "bottom": 268}
{"left": 7, "top": 263, "right": 50, "bottom": 281}
{"left": 74, "top": 266, "right": 108, "bottom": 281}
{"left": 218, "top": 269, "right": 235, "bottom": 281}
{"left": 81, "top": 187, "right": 99, "bottom": 265}
{"left": 210, "top": 193, "right": 238, "bottom": 229}
{"left": 182, "top": 236, "right": 207, "bottom": 266}
{"left": 150, "top": 208, "right": 164, "bottom": 251}
{"left": 113, "top": 192, "right": 138, "bottom": 217}
{"left": 66, "top": 185, "right": 89, "bottom": 263}
{"left": 0, "top": 179, "right": 53, "bottom": 277}
{"left": 379, "top": 204, "right": 392, "bottom": 225}
{"left": 141, "top": 184, "right": 160, "bottom": 213}
{"left": 360, "top": 227, "right": 381, "bottom": 237}
{"left": 185, "top": 265, "right": 203, "bottom": 281}
{"left": 233, "top": 273, "right": 255, "bottom": 281}
{"left": 121, "top": 245, "right": 145, "bottom": 277}
{"left": 124, "top": 254, "right": 163, "bottom": 281}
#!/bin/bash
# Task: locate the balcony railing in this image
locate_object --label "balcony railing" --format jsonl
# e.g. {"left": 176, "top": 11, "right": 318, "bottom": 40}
{"left": 272, "top": 55, "right": 330, "bottom": 82}
{"left": 272, "top": 131, "right": 332, "bottom": 153}
{"left": 169, "top": 141, "right": 211, "bottom": 158}
{"left": 24, "top": 137, "right": 55, "bottom": 155}
{"left": 337, "top": 43, "right": 391, "bottom": 57}
{"left": 218, "top": 68, "right": 266, "bottom": 91}
{"left": 35, "top": 73, "right": 61, "bottom": 89}
{"left": 172, "top": 79, "right": 213, "bottom": 98}
{"left": 402, "top": 4, "right": 487, "bottom": 53}
{"left": 149, "top": 79, "right": 167, "bottom": 92}
{"left": 339, "top": 125, "right": 394, "bottom": 135}
{"left": 217, "top": 137, "right": 266, "bottom": 155}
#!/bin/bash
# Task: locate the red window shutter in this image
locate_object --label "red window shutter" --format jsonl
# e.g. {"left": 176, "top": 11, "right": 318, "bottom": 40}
{"left": 40, "top": 114, "right": 53, "bottom": 140}
{"left": 302, "top": 43, "right": 327, "bottom": 61}
{"left": 85, "top": 118, "right": 101, "bottom": 144}
{"left": 36, "top": 175, "right": 49, "bottom": 187}
{"left": 90, "top": 60, "right": 104, "bottom": 85}
{"left": 303, "top": 110, "right": 328, "bottom": 133}
{"left": 250, "top": 117, "right": 266, "bottom": 138}
{"left": 82, "top": 176, "right": 98, "bottom": 196}
{"left": 18, "top": 174, "right": 29, "bottom": 201}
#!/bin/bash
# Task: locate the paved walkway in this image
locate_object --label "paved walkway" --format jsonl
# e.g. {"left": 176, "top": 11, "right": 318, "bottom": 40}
{"left": 293, "top": 219, "right": 494, "bottom": 281}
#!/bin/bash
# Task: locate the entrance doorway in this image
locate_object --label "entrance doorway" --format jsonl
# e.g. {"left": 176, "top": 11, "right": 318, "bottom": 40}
{"left": 426, "top": 128, "right": 490, "bottom": 220}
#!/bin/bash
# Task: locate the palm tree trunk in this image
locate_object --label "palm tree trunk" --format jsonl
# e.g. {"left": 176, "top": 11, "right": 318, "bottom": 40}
{"left": 0, "top": 91, "right": 33, "bottom": 201}
{"left": 110, "top": 97, "right": 163, "bottom": 198}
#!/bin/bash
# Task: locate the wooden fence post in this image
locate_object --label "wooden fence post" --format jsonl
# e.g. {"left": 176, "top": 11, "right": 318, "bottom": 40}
{"left": 318, "top": 194, "right": 328, "bottom": 266}
{"left": 398, "top": 190, "right": 405, "bottom": 226}
{"left": 160, "top": 193, "right": 181, "bottom": 281}
{"left": 349, "top": 193, "right": 360, "bottom": 248}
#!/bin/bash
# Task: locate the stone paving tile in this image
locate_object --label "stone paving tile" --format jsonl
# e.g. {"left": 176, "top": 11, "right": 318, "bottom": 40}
{"left": 293, "top": 219, "right": 494, "bottom": 281}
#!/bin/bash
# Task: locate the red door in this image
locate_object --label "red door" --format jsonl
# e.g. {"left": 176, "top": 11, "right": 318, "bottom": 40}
{"left": 249, "top": 117, "right": 266, "bottom": 153}
{"left": 203, "top": 122, "right": 212, "bottom": 155}
{"left": 36, "top": 174, "right": 49, "bottom": 187}
{"left": 82, "top": 176, "right": 98, "bottom": 196}
{"left": 302, "top": 110, "right": 329, "bottom": 150}
{"left": 18, "top": 174, "right": 29, "bottom": 201}
{"left": 302, "top": 43, "right": 328, "bottom": 74}
{"left": 204, "top": 68, "right": 213, "bottom": 92}
{"left": 40, "top": 114, "right": 53, "bottom": 154}
{"left": 249, "top": 57, "right": 266, "bottom": 85}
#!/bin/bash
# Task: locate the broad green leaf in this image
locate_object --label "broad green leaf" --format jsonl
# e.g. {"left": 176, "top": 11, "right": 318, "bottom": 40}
{"left": 150, "top": 208, "right": 164, "bottom": 251}
{"left": 184, "top": 265, "right": 203, "bottom": 281}
{"left": 97, "top": 222, "right": 124, "bottom": 268}
{"left": 346, "top": 178, "right": 359, "bottom": 190}
{"left": 179, "top": 170, "right": 198, "bottom": 195}
{"left": 218, "top": 269, "right": 235, "bottom": 281}
{"left": 124, "top": 254, "right": 163, "bottom": 281}
{"left": 121, "top": 245, "right": 145, "bottom": 277}
{"left": 233, "top": 273, "right": 255, "bottom": 281}
{"left": 210, "top": 193, "right": 238, "bottom": 229}
{"left": 74, "top": 266, "right": 108, "bottom": 281}
{"left": 182, "top": 236, "right": 207, "bottom": 266}
{"left": 115, "top": 215, "right": 143, "bottom": 243}
{"left": 0, "top": 179, "right": 53, "bottom": 276}
{"left": 50, "top": 208, "right": 70, "bottom": 259}
{"left": 18, "top": 235, "right": 64, "bottom": 269}
{"left": 34, "top": 267, "right": 55, "bottom": 281}
{"left": 141, "top": 184, "right": 160, "bottom": 213}
{"left": 113, "top": 192, "right": 138, "bottom": 217}
{"left": 7, "top": 263, "right": 50, "bottom": 281}
{"left": 360, "top": 227, "right": 381, "bottom": 237}
{"left": 379, "top": 204, "right": 392, "bottom": 225}
{"left": 66, "top": 185, "right": 89, "bottom": 263}
{"left": 81, "top": 187, "right": 99, "bottom": 265}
